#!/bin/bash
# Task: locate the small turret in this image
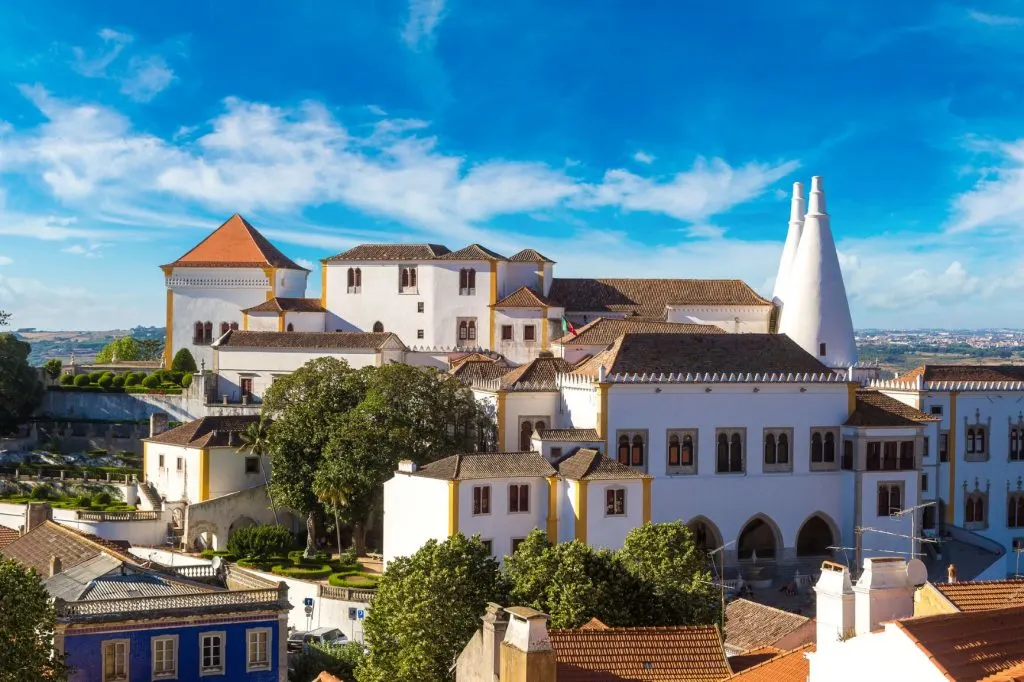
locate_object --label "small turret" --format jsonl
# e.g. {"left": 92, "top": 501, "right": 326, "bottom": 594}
{"left": 773, "top": 181, "right": 805, "bottom": 302}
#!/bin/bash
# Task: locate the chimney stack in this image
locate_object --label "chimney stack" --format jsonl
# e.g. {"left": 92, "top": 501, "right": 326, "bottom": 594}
{"left": 150, "top": 413, "right": 169, "bottom": 438}
{"left": 24, "top": 502, "right": 53, "bottom": 533}
{"left": 947, "top": 564, "right": 957, "bottom": 583}
{"left": 853, "top": 558, "right": 916, "bottom": 636}
{"left": 500, "top": 606, "right": 556, "bottom": 682}
{"left": 814, "top": 561, "right": 855, "bottom": 648}
{"left": 773, "top": 181, "right": 806, "bottom": 303}
{"left": 482, "top": 603, "right": 509, "bottom": 680}
{"left": 49, "top": 555, "right": 62, "bottom": 577}
{"left": 398, "top": 460, "right": 418, "bottom": 473}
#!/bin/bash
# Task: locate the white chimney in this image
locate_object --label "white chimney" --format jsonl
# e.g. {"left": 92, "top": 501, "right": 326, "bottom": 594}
{"left": 814, "top": 560, "right": 855, "bottom": 647}
{"left": 500, "top": 606, "right": 556, "bottom": 682}
{"left": 853, "top": 558, "right": 917, "bottom": 635}
{"left": 598, "top": 364, "right": 607, "bottom": 382}
{"left": 398, "top": 460, "right": 417, "bottom": 473}
{"left": 773, "top": 181, "right": 805, "bottom": 303}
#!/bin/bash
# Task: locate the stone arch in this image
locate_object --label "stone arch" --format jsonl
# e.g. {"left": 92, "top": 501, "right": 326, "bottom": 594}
{"left": 737, "top": 513, "right": 783, "bottom": 560}
{"left": 686, "top": 515, "right": 723, "bottom": 554}
{"left": 228, "top": 515, "right": 257, "bottom": 539}
{"left": 187, "top": 520, "right": 221, "bottom": 552}
{"left": 795, "top": 512, "right": 839, "bottom": 557}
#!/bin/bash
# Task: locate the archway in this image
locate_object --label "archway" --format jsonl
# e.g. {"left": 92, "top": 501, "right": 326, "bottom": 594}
{"left": 796, "top": 514, "right": 836, "bottom": 557}
{"left": 192, "top": 530, "right": 220, "bottom": 552}
{"left": 737, "top": 515, "right": 780, "bottom": 560}
{"left": 687, "top": 516, "right": 723, "bottom": 554}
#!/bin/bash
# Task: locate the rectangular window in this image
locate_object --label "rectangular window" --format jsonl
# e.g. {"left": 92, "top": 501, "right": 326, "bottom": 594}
{"left": 877, "top": 482, "right": 904, "bottom": 517}
{"left": 867, "top": 442, "right": 881, "bottom": 471}
{"left": 939, "top": 431, "right": 949, "bottom": 462}
{"left": 501, "top": 325, "right": 513, "bottom": 341}
{"left": 509, "top": 484, "right": 530, "bottom": 513}
{"left": 102, "top": 640, "right": 129, "bottom": 681}
{"left": 1009, "top": 495, "right": 1024, "bottom": 528}
{"left": 550, "top": 447, "right": 563, "bottom": 459}
{"left": 667, "top": 429, "right": 697, "bottom": 475}
{"left": 883, "top": 441, "right": 899, "bottom": 470}
{"left": 417, "top": 302, "right": 424, "bottom": 313}
{"left": 152, "top": 635, "right": 178, "bottom": 679}
{"left": 417, "top": 329, "right": 424, "bottom": 339}
{"left": 247, "top": 628, "right": 272, "bottom": 672}
{"left": 923, "top": 506, "right": 937, "bottom": 530}
{"left": 615, "top": 430, "right": 648, "bottom": 470}
{"left": 245, "top": 457, "right": 260, "bottom": 474}
{"left": 200, "top": 632, "right": 225, "bottom": 675}
{"left": 921, "top": 473, "right": 928, "bottom": 492}
{"left": 240, "top": 377, "right": 253, "bottom": 399}
{"left": 930, "top": 405, "right": 943, "bottom": 415}
{"left": 763, "top": 428, "right": 793, "bottom": 473}
{"left": 481, "top": 539, "right": 493, "bottom": 554}
{"left": 715, "top": 429, "right": 745, "bottom": 474}
{"left": 524, "top": 325, "right": 536, "bottom": 342}
{"left": 842, "top": 439, "right": 854, "bottom": 470}
{"left": 158, "top": 454, "right": 165, "bottom": 468}
{"left": 511, "top": 538, "right": 526, "bottom": 554}
{"left": 473, "top": 485, "right": 491, "bottom": 515}
{"left": 899, "top": 441, "right": 915, "bottom": 470}
{"left": 923, "top": 436, "right": 930, "bottom": 459}
{"left": 176, "top": 457, "right": 184, "bottom": 472}
{"left": 605, "top": 488, "right": 626, "bottom": 516}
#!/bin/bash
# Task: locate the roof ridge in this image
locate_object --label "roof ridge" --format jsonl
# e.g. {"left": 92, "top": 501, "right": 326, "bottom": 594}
{"left": 726, "top": 643, "right": 814, "bottom": 679}
{"left": 48, "top": 521, "right": 138, "bottom": 565}
{"left": 731, "top": 598, "right": 811, "bottom": 621}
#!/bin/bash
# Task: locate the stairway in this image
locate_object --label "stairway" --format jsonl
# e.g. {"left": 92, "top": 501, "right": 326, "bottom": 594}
{"left": 138, "top": 481, "right": 163, "bottom": 511}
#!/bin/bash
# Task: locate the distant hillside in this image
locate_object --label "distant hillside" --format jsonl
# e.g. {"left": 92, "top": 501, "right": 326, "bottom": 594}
{"left": 14, "top": 327, "right": 165, "bottom": 366}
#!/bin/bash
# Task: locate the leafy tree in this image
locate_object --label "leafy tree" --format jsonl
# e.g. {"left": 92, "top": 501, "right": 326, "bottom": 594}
{"left": 288, "top": 641, "right": 364, "bottom": 682}
{"left": 0, "top": 334, "right": 43, "bottom": 436}
{"left": 42, "top": 359, "right": 62, "bottom": 382}
{"left": 237, "top": 418, "right": 278, "bottom": 523}
{"left": 94, "top": 336, "right": 141, "bottom": 363}
{"left": 137, "top": 338, "right": 164, "bottom": 362}
{"left": 0, "top": 310, "right": 9, "bottom": 327}
{"left": 226, "top": 524, "right": 293, "bottom": 560}
{"left": 171, "top": 348, "right": 198, "bottom": 373}
{"left": 0, "top": 557, "right": 70, "bottom": 681}
{"left": 359, "top": 534, "right": 505, "bottom": 682}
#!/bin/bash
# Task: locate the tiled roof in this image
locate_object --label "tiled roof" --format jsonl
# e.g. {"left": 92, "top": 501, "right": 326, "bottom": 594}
{"left": 146, "top": 415, "right": 262, "bottom": 448}
{"left": 933, "top": 579, "right": 1024, "bottom": 613}
{"left": 726, "top": 644, "right": 813, "bottom": 681}
{"left": 509, "top": 248, "right": 554, "bottom": 263}
{"left": 581, "top": 618, "right": 610, "bottom": 630}
{"left": 1, "top": 520, "right": 137, "bottom": 576}
{"left": 324, "top": 243, "right": 451, "bottom": 261}
{"left": 164, "top": 214, "right": 307, "bottom": 271}
{"left": 573, "top": 333, "right": 829, "bottom": 379}
{"left": 492, "top": 286, "right": 556, "bottom": 308}
{"left": 724, "top": 599, "right": 811, "bottom": 654}
{"left": 896, "top": 605, "right": 1024, "bottom": 682}
{"left": 0, "top": 525, "right": 20, "bottom": 549}
{"left": 241, "top": 297, "right": 326, "bottom": 314}
{"left": 726, "top": 646, "right": 782, "bottom": 675}
{"left": 554, "top": 317, "right": 724, "bottom": 346}
{"left": 536, "top": 428, "right": 602, "bottom": 442}
{"left": 983, "top": 661, "right": 1024, "bottom": 682}
{"left": 548, "top": 278, "right": 770, "bottom": 316}
{"left": 449, "top": 352, "right": 496, "bottom": 366}
{"left": 555, "top": 449, "right": 651, "bottom": 481}
{"left": 215, "top": 330, "right": 402, "bottom": 350}
{"left": 440, "top": 244, "right": 506, "bottom": 261}
{"left": 892, "top": 365, "right": 1024, "bottom": 385}
{"left": 500, "top": 355, "right": 574, "bottom": 390}
{"left": 845, "top": 389, "right": 942, "bottom": 428}
{"left": 410, "top": 452, "right": 556, "bottom": 480}
{"left": 549, "top": 624, "right": 731, "bottom": 682}
{"left": 450, "top": 358, "right": 513, "bottom": 384}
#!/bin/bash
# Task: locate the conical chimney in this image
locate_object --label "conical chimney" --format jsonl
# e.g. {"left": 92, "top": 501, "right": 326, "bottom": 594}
{"left": 773, "top": 181, "right": 805, "bottom": 302}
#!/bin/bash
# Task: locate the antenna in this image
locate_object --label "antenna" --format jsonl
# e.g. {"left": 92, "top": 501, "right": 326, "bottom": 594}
{"left": 708, "top": 539, "right": 736, "bottom": 623}
{"left": 888, "top": 500, "right": 938, "bottom": 560}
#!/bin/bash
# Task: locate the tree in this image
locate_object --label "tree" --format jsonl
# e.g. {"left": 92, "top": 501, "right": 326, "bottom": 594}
{"left": 0, "top": 334, "right": 43, "bottom": 436}
{"left": 171, "top": 348, "right": 198, "bottom": 373}
{"left": 359, "top": 534, "right": 505, "bottom": 682}
{"left": 137, "top": 338, "right": 164, "bottom": 362}
{"left": 0, "top": 310, "right": 9, "bottom": 327}
{"left": 0, "top": 557, "right": 70, "bottom": 682}
{"left": 237, "top": 418, "right": 278, "bottom": 523}
{"left": 94, "top": 336, "right": 141, "bottom": 363}
{"left": 288, "top": 641, "right": 364, "bottom": 682}
{"left": 42, "top": 359, "right": 62, "bottom": 382}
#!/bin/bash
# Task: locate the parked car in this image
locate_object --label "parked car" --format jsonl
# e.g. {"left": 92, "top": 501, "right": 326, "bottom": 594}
{"left": 287, "top": 627, "right": 347, "bottom": 652}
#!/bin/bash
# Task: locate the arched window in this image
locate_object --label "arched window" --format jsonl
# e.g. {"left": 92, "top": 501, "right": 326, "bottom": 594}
{"left": 878, "top": 484, "right": 902, "bottom": 516}
{"left": 977, "top": 428, "right": 986, "bottom": 453}
{"left": 1009, "top": 495, "right": 1024, "bottom": 528}
{"left": 618, "top": 435, "right": 630, "bottom": 466}
{"left": 777, "top": 433, "right": 789, "bottom": 464}
{"left": 373, "top": 321, "right": 384, "bottom": 333}
{"left": 668, "top": 434, "right": 680, "bottom": 466}
{"left": 631, "top": 434, "right": 644, "bottom": 467}
{"left": 467, "top": 320, "right": 477, "bottom": 341}
{"left": 824, "top": 432, "right": 835, "bottom": 462}
{"left": 193, "top": 321, "right": 204, "bottom": 344}
{"left": 467, "top": 268, "right": 476, "bottom": 292}
{"left": 717, "top": 434, "right": 729, "bottom": 472}
{"left": 1012, "top": 428, "right": 1020, "bottom": 459}
{"left": 203, "top": 322, "right": 213, "bottom": 344}
{"left": 286, "top": 323, "right": 294, "bottom": 332}
{"left": 229, "top": 322, "right": 239, "bottom": 331}
{"left": 401, "top": 268, "right": 409, "bottom": 289}
{"left": 409, "top": 267, "right": 417, "bottom": 288}
{"left": 764, "top": 433, "right": 776, "bottom": 465}
{"left": 520, "top": 421, "right": 534, "bottom": 452}
{"left": 966, "top": 494, "right": 985, "bottom": 524}
{"left": 681, "top": 434, "right": 694, "bottom": 466}
{"left": 730, "top": 433, "right": 743, "bottom": 472}
{"left": 458, "top": 320, "right": 468, "bottom": 340}
{"left": 967, "top": 428, "right": 976, "bottom": 454}
{"left": 347, "top": 268, "right": 354, "bottom": 288}
{"left": 220, "top": 322, "right": 230, "bottom": 336}
{"left": 811, "top": 432, "right": 823, "bottom": 462}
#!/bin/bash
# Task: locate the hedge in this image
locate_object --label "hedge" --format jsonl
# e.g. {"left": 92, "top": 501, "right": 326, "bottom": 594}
{"left": 327, "top": 572, "right": 379, "bottom": 588}
{"left": 97, "top": 375, "right": 113, "bottom": 388}
{"left": 73, "top": 374, "right": 90, "bottom": 387}
{"left": 272, "top": 564, "right": 333, "bottom": 580}
{"left": 227, "top": 524, "right": 294, "bottom": 560}
{"left": 141, "top": 375, "right": 161, "bottom": 389}
{"left": 199, "top": 550, "right": 237, "bottom": 561}
{"left": 60, "top": 374, "right": 74, "bottom": 386}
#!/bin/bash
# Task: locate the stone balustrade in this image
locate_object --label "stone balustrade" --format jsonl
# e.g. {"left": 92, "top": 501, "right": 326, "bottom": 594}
{"left": 55, "top": 586, "right": 288, "bottom": 620}
{"left": 317, "top": 584, "right": 375, "bottom": 603}
{"left": 74, "top": 510, "right": 158, "bottom": 522}
{"left": 168, "top": 564, "right": 219, "bottom": 579}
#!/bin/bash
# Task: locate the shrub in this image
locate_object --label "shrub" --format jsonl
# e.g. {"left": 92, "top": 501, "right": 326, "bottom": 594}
{"left": 328, "top": 572, "right": 379, "bottom": 588}
{"left": 141, "top": 375, "right": 161, "bottom": 389}
{"left": 94, "top": 491, "right": 113, "bottom": 505}
{"left": 59, "top": 373, "right": 74, "bottom": 386}
{"left": 87, "top": 371, "right": 104, "bottom": 383}
{"left": 30, "top": 484, "right": 52, "bottom": 500}
{"left": 171, "top": 348, "right": 198, "bottom": 374}
{"left": 168, "top": 370, "right": 184, "bottom": 384}
{"left": 337, "top": 548, "right": 357, "bottom": 565}
{"left": 112, "top": 374, "right": 126, "bottom": 388}
{"left": 76, "top": 494, "right": 92, "bottom": 508}
{"left": 272, "top": 564, "right": 333, "bottom": 580}
{"left": 123, "top": 373, "right": 140, "bottom": 387}
{"left": 227, "top": 524, "right": 294, "bottom": 560}
{"left": 73, "top": 374, "right": 90, "bottom": 387}
{"left": 97, "top": 375, "right": 113, "bottom": 388}
{"left": 43, "top": 358, "right": 63, "bottom": 380}
{"left": 181, "top": 372, "right": 193, "bottom": 389}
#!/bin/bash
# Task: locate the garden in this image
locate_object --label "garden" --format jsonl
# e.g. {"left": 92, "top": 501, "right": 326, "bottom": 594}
{"left": 54, "top": 368, "right": 193, "bottom": 395}
{"left": 0, "top": 481, "right": 135, "bottom": 511}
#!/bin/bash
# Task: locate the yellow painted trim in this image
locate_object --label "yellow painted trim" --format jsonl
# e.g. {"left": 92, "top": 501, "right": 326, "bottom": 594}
{"left": 320, "top": 263, "right": 328, "bottom": 309}
{"left": 199, "top": 448, "right": 210, "bottom": 502}
{"left": 141, "top": 442, "right": 148, "bottom": 483}
{"left": 263, "top": 267, "right": 277, "bottom": 301}
{"left": 597, "top": 383, "right": 610, "bottom": 450}
{"left": 448, "top": 480, "right": 460, "bottom": 536}
{"left": 546, "top": 477, "right": 558, "bottom": 542}
{"left": 847, "top": 383, "right": 858, "bottom": 417}
{"left": 541, "top": 307, "right": 549, "bottom": 351}
{"left": 947, "top": 391, "right": 958, "bottom": 524}
{"left": 164, "top": 288, "right": 174, "bottom": 369}
{"left": 489, "top": 262, "right": 498, "bottom": 349}
{"left": 243, "top": 312, "right": 249, "bottom": 331}
{"left": 277, "top": 312, "right": 286, "bottom": 332}
{"left": 496, "top": 391, "right": 507, "bottom": 451}
{"left": 574, "top": 481, "right": 588, "bottom": 543}
{"left": 642, "top": 478, "right": 652, "bottom": 524}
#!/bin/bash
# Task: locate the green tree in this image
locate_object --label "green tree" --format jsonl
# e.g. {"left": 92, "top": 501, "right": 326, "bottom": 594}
{"left": 94, "top": 336, "right": 141, "bottom": 363}
{"left": 0, "top": 557, "right": 70, "bottom": 682}
{"left": 0, "top": 310, "right": 9, "bottom": 327}
{"left": 171, "top": 348, "right": 198, "bottom": 373}
{"left": 137, "top": 338, "right": 164, "bottom": 362}
{"left": 359, "top": 534, "right": 505, "bottom": 682}
{"left": 0, "top": 334, "right": 43, "bottom": 435}
{"left": 237, "top": 418, "right": 278, "bottom": 523}
{"left": 42, "top": 359, "right": 62, "bottom": 382}
{"left": 288, "top": 641, "right": 365, "bottom": 682}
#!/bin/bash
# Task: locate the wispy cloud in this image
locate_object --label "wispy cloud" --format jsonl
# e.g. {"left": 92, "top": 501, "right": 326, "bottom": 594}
{"left": 72, "top": 28, "right": 133, "bottom": 77}
{"left": 71, "top": 28, "right": 177, "bottom": 101}
{"left": 61, "top": 243, "right": 104, "bottom": 258}
{"left": 120, "top": 55, "right": 176, "bottom": 102}
{"left": 402, "top": 0, "right": 446, "bottom": 50}
{"left": 0, "top": 256, "right": 12, "bottom": 266}
{"left": 948, "top": 137, "right": 1024, "bottom": 233}
{"left": 633, "top": 151, "right": 655, "bottom": 164}
{"left": 966, "top": 9, "right": 1023, "bottom": 26}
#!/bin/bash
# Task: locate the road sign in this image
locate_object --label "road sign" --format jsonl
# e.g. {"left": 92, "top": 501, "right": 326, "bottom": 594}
{"left": 348, "top": 608, "right": 357, "bottom": 620}
{"left": 304, "top": 605, "right": 314, "bottom": 616}
{"left": 357, "top": 609, "right": 365, "bottom": 620}
{"left": 303, "top": 597, "right": 314, "bottom": 607}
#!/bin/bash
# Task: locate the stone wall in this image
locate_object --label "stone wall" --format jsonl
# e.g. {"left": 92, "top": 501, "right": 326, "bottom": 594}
{"left": 184, "top": 485, "right": 301, "bottom": 551}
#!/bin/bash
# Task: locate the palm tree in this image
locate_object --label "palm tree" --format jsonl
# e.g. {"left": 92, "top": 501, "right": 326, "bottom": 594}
{"left": 237, "top": 418, "right": 279, "bottom": 524}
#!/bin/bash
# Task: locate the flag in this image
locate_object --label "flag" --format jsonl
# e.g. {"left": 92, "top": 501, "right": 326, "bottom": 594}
{"left": 561, "top": 317, "right": 578, "bottom": 337}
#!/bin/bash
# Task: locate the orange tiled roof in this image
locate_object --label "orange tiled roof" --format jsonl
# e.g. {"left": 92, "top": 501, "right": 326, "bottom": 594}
{"left": 844, "top": 389, "right": 941, "bottom": 428}
{"left": 723, "top": 599, "right": 811, "bottom": 654}
{"left": 165, "top": 214, "right": 307, "bottom": 270}
{"left": 492, "top": 286, "right": 556, "bottom": 308}
{"left": 0, "top": 525, "right": 21, "bottom": 549}
{"left": 896, "top": 605, "right": 1024, "bottom": 681}
{"left": 509, "top": 248, "right": 554, "bottom": 263}
{"left": 553, "top": 316, "right": 724, "bottom": 346}
{"left": 726, "top": 643, "right": 813, "bottom": 681}
{"left": 726, "top": 646, "right": 783, "bottom": 675}
{"left": 548, "top": 278, "right": 770, "bottom": 317}
{"left": 982, "top": 661, "right": 1024, "bottom": 682}
{"left": 500, "top": 355, "right": 574, "bottom": 390}
{"left": 934, "top": 579, "right": 1024, "bottom": 613}
{"left": 549, "top": 624, "right": 731, "bottom": 682}
{"left": 890, "top": 365, "right": 1024, "bottom": 386}
{"left": 241, "top": 297, "right": 325, "bottom": 314}
{"left": 580, "top": 617, "right": 610, "bottom": 630}
{"left": 1, "top": 520, "right": 137, "bottom": 575}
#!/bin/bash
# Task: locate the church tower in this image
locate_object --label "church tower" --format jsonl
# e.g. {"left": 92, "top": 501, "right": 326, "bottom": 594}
{"left": 778, "top": 176, "right": 857, "bottom": 368}
{"left": 772, "top": 181, "right": 805, "bottom": 302}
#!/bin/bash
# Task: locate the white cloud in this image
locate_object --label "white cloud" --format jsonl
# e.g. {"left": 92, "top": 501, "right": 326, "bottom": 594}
{"left": 633, "top": 151, "right": 655, "bottom": 164}
{"left": 293, "top": 257, "right": 316, "bottom": 271}
{"left": 0, "top": 256, "right": 11, "bottom": 266}
{"left": 61, "top": 243, "right": 104, "bottom": 258}
{"left": 402, "top": 0, "right": 446, "bottom": 49}
{"left": 948, "top": 138, "right": 1024, "bottom": 233}
{"left": 120, "top": 55, "right": 176, "bottom": 102}
{"left": 0, "top": 272, "right": 139, "bottom": 330}
{"left": 72, "top": 29, "right": 133, "bottom": 78}
{"left": 71, "top": 28, "right": 176, "bottom": 101}
{"left": 966, "top": 9, "right": 1023, "bottom": 26}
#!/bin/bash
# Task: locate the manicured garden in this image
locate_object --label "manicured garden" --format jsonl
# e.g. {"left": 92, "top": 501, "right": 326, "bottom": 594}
{"left": 0, "top": 484, "right": 135, "bottom": 512}
{"left": 54, "top": 368, "right": 192, "bottom": 395}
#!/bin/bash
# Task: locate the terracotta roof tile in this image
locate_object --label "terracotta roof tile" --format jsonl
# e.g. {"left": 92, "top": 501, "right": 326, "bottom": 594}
{"left": 581, "top": 617, "right": 610, "bottom": 630}
{"left": 726, "top": 643, "right": 813, "bottom": 681}
{"left": 449, "top": 352, "right": 497, "bottom": 366}
{"left": 410, "top": 452, "right": 556, "bottom": 480}
{"left": 500, "top": 355, "right": 574, "bottom": 390}
{"left": 549, "top": 624, "right": 731, "bottom": 682}
{"left": 555, "top": 449, "right": 651, "bottom": 481}
{"left": 554, "top": 317, "right": 724, "bottom": 346}
{"left": 572, "top": 333, "right": 830, "bottom": 379}
{"left": 934, "top": 579, "right": 1024, "bottom": 613}
{"left": 509, "top": 248, "right": 555, "bottom": 263}
{"left": 723, "top": 599, "right": 811, "bottom": 654}
{"left": 896, "top": 605, "right": 1024, "bottom": 682}
{"left": 215, "top": 330, "right": 402, "bottom": 350}
{"left": 241, "top": 297, "right": 326, "bottom": 314}
{"left": 548, "top": 278, "right": 769, "bottom": 317}
{"left": 0, "top": 525, "right": 20, "bottom": 549}
{"left": 324, "top": 244, "right": 450, "bottom": 261}
{"left": 891, "top": 365, "right": 1024, "bottom": 386}
{"left": 492, "top": 287, "right": 557, "bottom": 308}
{"left": 536, "top": 428, "right": 602, "bottom": 442}
{"left": 1, "top": 520, "right": 137, "bottom": 575}
{"left": 725, "top": 646, "right": 782, "bottom": 674}
{"left": 146, "top": 415, "right": 262, "bottom": 448}
{"left": 440, "top": 244, "right": 507, "bottom": 261}
{"left": 845, "top": 389, "right": 942, "bottom": 428}
{"left": 450, "top": 358, "right": 513, "bottom": 384}
{"left": 982, "top": 660, "right": 1024, "bottom": 682}
{"left": 165, "top": 214, "right": 307, "bottom": 271}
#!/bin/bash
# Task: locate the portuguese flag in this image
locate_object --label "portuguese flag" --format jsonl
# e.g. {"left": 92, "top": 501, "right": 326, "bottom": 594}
{"left": 561, "top": 317, "right": 578, "bottom": 337}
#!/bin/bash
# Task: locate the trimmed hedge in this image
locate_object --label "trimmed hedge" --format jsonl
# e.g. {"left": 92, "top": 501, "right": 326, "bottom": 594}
{"left": 272, "top": 564, "right": 333, "bottom": 580}
{"left": 141, "top": 375, "right": 160, "bottom": 389}
{"left": 97, "top": 375, "right": 113, "bottom": 388}
{"left": 227, "top": 524, "right": 294, "bottom": 561}
{"left": 60, "top": 374, "right": 74, "bottom": 385}
{"left": 199, "top": 550, "right": 238, "bottom": 561}
{"left": 181, "top": 372, "right": 193, "bottom": 389}
{"left": 327, "top": 572, "right": 379, "bottom": 588}
{"left": 73, "top": 374, "right": 90, "bottom": 387}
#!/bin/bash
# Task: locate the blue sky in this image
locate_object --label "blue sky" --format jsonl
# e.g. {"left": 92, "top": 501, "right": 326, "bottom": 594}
{"left": 1, "top": 0, "right": 1023, "bottom": 329}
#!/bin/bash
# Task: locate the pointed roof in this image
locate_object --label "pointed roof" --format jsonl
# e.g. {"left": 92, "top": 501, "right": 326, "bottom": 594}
{"left": 164, "top": 214, "right": 308, "bottom": 270}
{"left": 772, "top": 181, "right": 805, "bottom": 303}
{"left": 500, "top": 354, "right": 574, "bottom": 390}
{"left": 777, "top": 176, "right": 857, "bottom": 367}
{"left": 555, "top": 448, "right": 651, "bottom": 480}
{"left": 145, "top": 415, "right": 262, "bottom": 448}
{"left": 241, "top": 297, "right": 326, "bottom": 314}
{"left": 440, "top": 244, "right": 507, "bottom": 261}
{"left": 845, "top": 389, "right": 941, "bottom": 428}
{"left": 1, "top": 520, "right": 137, "bottom": 575}
{"left": 492, "top": 286, "right": 556, "bottom": 308}
{"left": 509, "top": 248, "right": 555, "bottom": 263}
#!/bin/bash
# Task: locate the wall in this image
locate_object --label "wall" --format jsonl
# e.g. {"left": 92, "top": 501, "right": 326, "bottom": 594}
{"left": 215, "top": 347, "right": 380, "bottom": 402}
{"left": 806, "top": 623, "right": 948, "bottom": 682}
{"left": 585, "top": 478, "right": 644, "bottom": 550}
{"left": 146, "top": 443, "right": 204, "bottom": 503}
{"left": 502, "top": 392, "right": 561, "bottom": 452}
{"left": 382, "top": 473, "right": 450, "bottom": 565}
{"left": 665, "top": 304, "right": 771, "bottom": 332}
{"left": 184, "top": 485, "right": 298, "bottom": 551}
{"left": 913, "top": 584, "right": 958, "bottom": 617}
{"left": 41, "top": 390, "right": 196, "bottom": 422}
{"left": 457, "top": 476, "right": 549, "bottom": 561}
{"left": 559, "top": 381, "right": 599, "bottom": 432}
{"left": 0, "top": 503, "right": 169, "bottom": 545}
{"left": 493, "top": 309, "right": 547, "bottom": 364}
{"left": 207, "top": 447, "right": 272, "bottom": 500}
{"left": 283, "top": 311, "right": 326, "bottom": 332}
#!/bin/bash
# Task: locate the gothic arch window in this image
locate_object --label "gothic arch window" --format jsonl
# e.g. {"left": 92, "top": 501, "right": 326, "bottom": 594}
{"left": 877, "top": 482, "right": 903, "bottom": 516}
{"left": 631, "top": 434, "right": 644, "bottom": 467}
{"left": 614, "top": 430, "right": 646, "bottom": 469}
{"left": 286, "top": 323, "right": 294, "bottom": 332}
{"left": 824, "top": 432, "right": 836, "bottom": 462}
{"left": 193, "top": 321, "right": 204, "bottom": 344}
{"left": 730, "top": 433, "right": 743, "bottom": 472}
{"left": 519, "top": 419, "right": 547, "bottom": 452}
{"left": 716, "top": 429, "right": 744, "bottom": 473}
{"left": 1011, "top": 427, "right": 1023, "bottom": 461}
{"left": 373, "top": 321, "right": 384, "bottom": 333}
{"left": 347, "top": 268, "right": 354, "bottom": 288}
{"left": 763, "top": 429, "right": 790, "bottom": 472}
{"left": 220, "top": 322, "right": 230, "bottom": 336}
{"left": 618, "top": 435, "right": 630, "bottom": 466}
{"left": 1008, "top": 493, "right": 1024, "bottom": 528}
{"left": 355, "top": 268, "right": 361, "bottom": 287}
{"left": 400, "top": 266, "right": 417, "bottom": 291}
{"left": 811, "top": 432, "right": 823, "bottom": 462}
{"left": 467, "top": 268, "right": 476, "bottom": 292}
{"left": 778, "top": 432, "right": 789, "bottom": 463}
{"left": 764, "top": 433, "right": 776, "bottom": 464}
{"left": 965, "top": 493, "right": 986, "bottom": 526}
{"left": 203, "top": 321, "right": 213, "bottom": 344}
{"left": 467, "top": 320, "right": 476, "bottom": 341}
{"left": 681, "top": 433, "right": 694, "bottom": 467}
{"left": 967, "top": 428, "right": 976, "bottom": 454}
{"left": 347, "top": 267, "right": 362, "bottom": 293}
{"left": 459, "top": 268, "right": 477, "bottom": 295}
